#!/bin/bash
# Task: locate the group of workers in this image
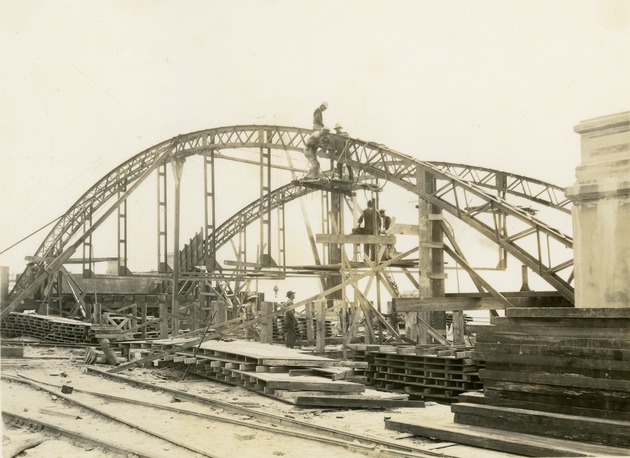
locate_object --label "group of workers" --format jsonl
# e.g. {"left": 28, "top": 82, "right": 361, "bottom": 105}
{"left": 240, "top": 290, "right": 301, "bottom": 348}
{"left": 356, "top": 199, "right": 394, "bottom": 261}
{"left": 303, "top": 101, "right": 351, "bottom": 181}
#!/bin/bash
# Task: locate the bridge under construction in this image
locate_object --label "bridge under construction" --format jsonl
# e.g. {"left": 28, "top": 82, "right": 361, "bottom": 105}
{"left": 1, "top": 113, "right": 629, "bottom": 457}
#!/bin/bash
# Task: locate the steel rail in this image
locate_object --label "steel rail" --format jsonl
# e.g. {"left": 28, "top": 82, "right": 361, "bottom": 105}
{"left": 82, "top": 367, "right": 450, "bottom": 457}
{"left": 7, "top": 374, "right": 419, "bottom": 457}
{"left": 2, "top": 411, "right": 156, "bottom": 458}
{"left": 2, "top": 375, "right": 215, "bottom": 457}
{"left": 10, "top": 125, "right": 574, "bottom": 303}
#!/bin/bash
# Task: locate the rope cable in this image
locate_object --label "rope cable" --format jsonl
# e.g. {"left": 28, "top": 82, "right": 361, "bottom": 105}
{"left": 0, "top": 214, "right": 63, "bottom": 256}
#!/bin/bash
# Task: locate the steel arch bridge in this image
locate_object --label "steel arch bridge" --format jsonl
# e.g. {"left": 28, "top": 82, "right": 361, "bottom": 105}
{"left": 3, "top": 125, "right": 574, "bottom": 337}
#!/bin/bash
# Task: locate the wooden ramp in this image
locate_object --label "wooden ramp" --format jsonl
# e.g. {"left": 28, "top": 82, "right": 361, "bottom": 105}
{"left": 385, "top": 411, "right": 630, "bottom": 457}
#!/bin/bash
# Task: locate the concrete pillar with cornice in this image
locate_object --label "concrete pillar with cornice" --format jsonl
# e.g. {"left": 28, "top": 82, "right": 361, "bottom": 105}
{"left": 565, "top": 111, "right": 630, "bottom": 308}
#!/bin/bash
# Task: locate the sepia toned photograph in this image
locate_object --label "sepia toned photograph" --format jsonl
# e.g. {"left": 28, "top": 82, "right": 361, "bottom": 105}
{"left": 1, "top": 1, "right": 629, "bottom": 457}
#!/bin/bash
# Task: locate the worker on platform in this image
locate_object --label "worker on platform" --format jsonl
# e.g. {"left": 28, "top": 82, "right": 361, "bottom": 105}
{"left": 333, "top": 122, "right": 354, "bottom": 181}
{"left": 283, "top": 290, "right": 299, "bottom": 348}
{"left": 313, "top": 101, "right": 328, "bottom": 131}
{"left": 302, "top": 128, "right": 329, "bottom": 180}
{"left": 379, "top": 208, "right": 394, "bottom": 260}
{"left": 357, "top": 199, "right": 381, "bottom": 261}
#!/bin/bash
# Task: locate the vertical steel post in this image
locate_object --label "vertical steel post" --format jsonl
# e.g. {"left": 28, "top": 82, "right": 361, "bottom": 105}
{"left": 258, "top": 131, "right": 272, "bottom": 265}
{"left": 157, "top": 164, "right": 168, "bottom": 273}
{"left": 204, "top": 144, "right": 216, "bottom": 270}
{"left": 278, "top": 201, "right": 286, "bottom": 272}
{"left": 496, "top": 172, "right": 508, "bottom": 269}
{"left": 82, "top": 204, "right": 93, "bottom": 278}
{"left": 171, "top": 159, "right": 185, "bottom": 336}
{"left": 321, "top": 192, "right": 330, "bottom": 264}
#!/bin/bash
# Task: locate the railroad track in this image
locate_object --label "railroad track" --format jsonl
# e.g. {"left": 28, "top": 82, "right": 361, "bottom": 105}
{"left": 2, "top": 372, "right": 449, "bottom": 458}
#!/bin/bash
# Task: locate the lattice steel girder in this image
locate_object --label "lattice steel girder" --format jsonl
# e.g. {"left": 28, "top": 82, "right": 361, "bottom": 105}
{"left": 433, "top": 163, "right": 572, "bottom": 213}
{"left": 328, "top": 143, "right": 574, "bottom": 302}
{"left": 11, "top": 125, "right": 574, "bottom": 303}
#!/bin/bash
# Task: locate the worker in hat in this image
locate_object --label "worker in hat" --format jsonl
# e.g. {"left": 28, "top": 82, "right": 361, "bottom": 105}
{"left": 283, "top": 290, "right": 299, "bottom": 348}
{"left": 313, "top": 102, "right": 328, "bottom": 131}
{"left": 334, "top": 122, "right": 348, "bottom": 136}
{"left": 357, "top": 199, "right": 381, "bottom": 261}
{"left": 332, "top": 122, "right": 353, "bottom": 181}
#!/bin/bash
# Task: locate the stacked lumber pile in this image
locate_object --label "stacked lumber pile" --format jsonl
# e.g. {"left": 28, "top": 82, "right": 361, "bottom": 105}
{"left": 345, "top": 344, "right": 483, "bottom": 403}
{"left": 118, "top": 339, "right": 420, "bottom": 408}
{"left": 272, "top": 317, "right": 334, "bottom": 342}
{"left": 453, "top": 307, "right": 630, "bottom": 448}
{"left": 1, "top": 312, "right": 91, "bottom": 344}
{"left": 91, "top": 324, "right": 133, "bottom": 341}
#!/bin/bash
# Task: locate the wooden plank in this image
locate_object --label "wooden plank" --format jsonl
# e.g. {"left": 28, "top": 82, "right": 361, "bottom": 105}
{"left": 479, "top": 368, "right": 630, "bottom": 391}
{"left": 395, "top": 295, "right": 570, "bottom": 312}
{"left": 385, "top": 414, "right": 630, "bottom": 457}
{"left": 294, "top": 396, "right": 425, "bottom": 409}
{"left": 1, "top": 346, "right": 24, "bottom": 358}
{"left": 475, "top": 341, "right": 630, "bottom": 361}
{"left": 474, "top": 330, "right": 630, "bottom": 348}
{"left": 475, "top": 351, "right": 630, "bottom": 372}
{"left": 232, "top": 370, "right": 365, "bottom": 393}
{"left": 482, "top": 324, "right": 630, "bottom": 338}
{"left": 505, "top": 307, "right": 630, "bottom": 319}
{"left": 315, "top": 233, "right": 396, "bottom": 244}
{"left": 459, "top": 391, "right": 630, "bottom": 422}
{"left": 260, "top": 358, "right": 367, "bottom": 368}
{"left": 452, "top": 403, "right": 630, "bottom": 447}
{"left": 492, "top": 316, "right": 630, "bottom": 328}
{"left": 482, "top": 385, "right": 630, "bottom": 413}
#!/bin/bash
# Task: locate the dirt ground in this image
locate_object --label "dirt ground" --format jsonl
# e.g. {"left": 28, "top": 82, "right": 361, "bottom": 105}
{"left": 1, "top": 345, "right": 520, "bottom": 458}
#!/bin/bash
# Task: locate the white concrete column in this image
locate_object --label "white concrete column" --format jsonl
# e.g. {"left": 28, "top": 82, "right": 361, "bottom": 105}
{"left": 566, "top": 111, "right": 630, "bottom": 308}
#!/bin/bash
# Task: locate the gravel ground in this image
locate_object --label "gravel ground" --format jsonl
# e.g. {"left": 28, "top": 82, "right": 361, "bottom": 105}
{"left": 1, "top": 345, "right": 519, "bottom": 458}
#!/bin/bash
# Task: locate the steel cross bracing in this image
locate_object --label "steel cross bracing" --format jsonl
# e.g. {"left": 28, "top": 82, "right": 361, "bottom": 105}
{"left": 322, "top": 139, "right": 574, "bottom": 302}
{"left": 9, "top": 125, "right": 574, "bottom": 304}
{"left": 430, "top": 163, "right": 572, "bottom": 214}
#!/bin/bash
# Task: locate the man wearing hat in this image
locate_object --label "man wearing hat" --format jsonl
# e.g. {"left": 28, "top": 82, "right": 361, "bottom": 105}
{"left": 283, "top": 290, "right": 299, "bottom": 348}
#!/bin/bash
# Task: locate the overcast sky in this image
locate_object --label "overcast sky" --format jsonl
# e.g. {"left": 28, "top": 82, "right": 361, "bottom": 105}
{"left": 1, "top": 0, "right": 629, "bottom": 275}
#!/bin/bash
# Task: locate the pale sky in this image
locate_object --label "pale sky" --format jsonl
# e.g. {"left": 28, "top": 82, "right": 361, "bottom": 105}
{"left": 1, "top": 0, "right": 629, "bottom": 280}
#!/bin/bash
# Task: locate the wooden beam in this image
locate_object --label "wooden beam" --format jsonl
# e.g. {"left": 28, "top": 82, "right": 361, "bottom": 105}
{"left": 315, "top": 234, "right": 396, "bottom": 245}
{"left": 394, "top": 293, "right": 571, "bottom": 312}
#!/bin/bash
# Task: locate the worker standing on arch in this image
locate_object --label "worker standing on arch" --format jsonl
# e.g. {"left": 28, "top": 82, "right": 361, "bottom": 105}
{"left": 313, "top": 101, "right": 328, "bottom": 131}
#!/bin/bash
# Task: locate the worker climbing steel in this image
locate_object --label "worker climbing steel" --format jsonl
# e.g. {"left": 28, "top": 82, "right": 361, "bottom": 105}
{"left": 302, "top": 127, "right": 330, "bottom": 181}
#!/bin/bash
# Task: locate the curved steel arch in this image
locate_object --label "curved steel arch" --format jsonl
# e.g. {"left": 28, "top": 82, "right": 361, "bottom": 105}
{"left": 10, "top": 125, "right": 574, "bottom": 304}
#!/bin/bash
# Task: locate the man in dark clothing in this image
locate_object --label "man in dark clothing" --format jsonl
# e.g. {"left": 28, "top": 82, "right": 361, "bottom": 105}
{"left": 357, "top": 199, "right": 381, "bottom": 261}
{"left": 283, "top": 290, "right": 298, "bottom": 348}
{"left": 313, "top": 102, "right": 328, "bottom": 130}
{"left": 332, "top": 122, "right": 354, "bottom": 181}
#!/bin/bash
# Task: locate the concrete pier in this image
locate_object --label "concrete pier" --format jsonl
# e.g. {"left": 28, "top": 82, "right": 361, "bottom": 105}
{"left": 566, "top": 111, "right": 630, "bottom": 308}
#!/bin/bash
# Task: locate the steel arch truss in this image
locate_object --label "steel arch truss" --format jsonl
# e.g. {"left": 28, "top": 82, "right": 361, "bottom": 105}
{"left": 8, "top": 125, "right": 574, "bottom": 309}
